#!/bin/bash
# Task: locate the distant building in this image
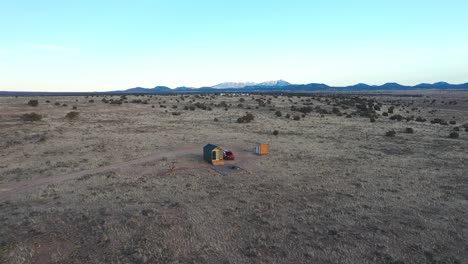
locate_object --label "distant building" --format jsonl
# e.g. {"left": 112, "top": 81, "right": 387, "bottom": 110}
{"left": 203, "top": 144, "right": 225, "bottom": 166}
{"left": 255, "top": 143, "right": 269, "bottom": 156}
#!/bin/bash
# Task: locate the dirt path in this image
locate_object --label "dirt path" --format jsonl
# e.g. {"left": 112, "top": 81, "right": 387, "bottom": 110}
{"left": 0, "top": 144, "right": 201, "bottom": 202}
{"left": 0, "top": 144, "right": 260, "bottom": 203}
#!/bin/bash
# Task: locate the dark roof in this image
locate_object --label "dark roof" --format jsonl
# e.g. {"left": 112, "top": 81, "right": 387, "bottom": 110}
{"left": 203, "top": 144, "right": 219, "bottom": 152}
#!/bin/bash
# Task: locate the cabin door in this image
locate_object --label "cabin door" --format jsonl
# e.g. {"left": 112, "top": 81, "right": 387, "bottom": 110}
{"left": 212, "top": 150, "right": 220, "bottom": 160}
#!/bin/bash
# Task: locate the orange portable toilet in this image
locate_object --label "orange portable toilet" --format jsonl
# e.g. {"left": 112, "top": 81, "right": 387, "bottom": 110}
{"left": 255, "top": 143, "right": 269, "bottom": 155}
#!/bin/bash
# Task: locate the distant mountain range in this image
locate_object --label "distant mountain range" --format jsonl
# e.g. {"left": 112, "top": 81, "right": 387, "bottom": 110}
{"left": 1, "top": 80, "right": 468, "bottom": 96}
{"left": 113, "top": 80, "right": 468, "bottom": 94}
{"left": 204, "top": 80, "right": 291, "bottom": 89}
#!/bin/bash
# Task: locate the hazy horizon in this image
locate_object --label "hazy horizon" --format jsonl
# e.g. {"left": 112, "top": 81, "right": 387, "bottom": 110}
{"left": 1, "top": 0, "right": 468, "bottom": 92}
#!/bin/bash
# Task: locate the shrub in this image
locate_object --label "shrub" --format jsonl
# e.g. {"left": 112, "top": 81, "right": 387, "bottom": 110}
{"left": 346, "top": 114, "right": 352, "bottom": 118}
{"left": 370, "top": 118, "right": 376, "bottom": 123}
{"left": 21, "top": 112, "right": 42, "bottom": 122}
{"left": 27, "top": 100, "right": 39, "bottom": 107}
{"left": 89, "top": 99, "right": 95, "bottom": 103}
{"left": 110, "top": 100, "right": 122, "bottom": 105}
{"left": 275, "top": 111, "right": 282, "bottom": 117}
{"left": 389, "top": 114, "right": 404, "bottom": 121}
{"left": 65, "top": 111, "right": 79, "bottom": 119}
{"left": 237, "top": 113, "right": 255, "bottom": 123}
{"left": 448, "top": 132, "right": 459, "bottom": 139}
{"left": 385, "top": 130, "right": 396, "bottom": 137}
{"left": 273, "top": 130, "right": 279, "bottom": 136}
{"left": 388, "top": 106, "right": 395, "bottom": 114}
{"left": 45, "top": 100, "right": 50, "bottom": 103}
{"left": 431, "top": 118, "right": 448, "bottom": 125}
{"left": 382, "top": 112, "right": 389, "bottom": 116}
{"left": 293, "top": 115, "right": 300, "bottom": 121}
{"left": 449, "top": 120, "right": 456, "bottom": 125}
{"left": 453, "top": 127, "right": 460, "bottom": 132}
{"left": 172, "top": 112, "right": 182, "bottom": 116}
{"left": 55, "top": 102, "right": 60, "bottom": 106}
{"left": 285, "top": 114, "right": 290, "bottom": 119}
{"left": 214, "top": 118, "right": 219, "bottom": 122}
{"left": 72, "top": 106, "right": 77, "bottom": 110}
{"left": 405, "top": 128, "right": 414, "bottom": 134}
{"left": 62, "top": 104, "right": 68, "bottom": 107}
{"left": 415, "top": 116, "right": 426, "bottom": 122}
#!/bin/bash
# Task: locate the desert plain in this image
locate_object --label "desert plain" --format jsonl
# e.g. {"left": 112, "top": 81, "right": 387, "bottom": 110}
{"left": 0, "top": 91, "right": 467, "bottom": 263}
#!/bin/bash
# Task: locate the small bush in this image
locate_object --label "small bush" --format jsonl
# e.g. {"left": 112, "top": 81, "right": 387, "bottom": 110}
{"left": 448, "top": 132, "right": 459, "bottom": 139}
{"left": 285, "top": 114, "right": 290, "bottom": 119}
{"left": 237, "top": 113, "right": 255, "bottom": 123}
{"left": 65, "top": 111, "right": 79, "bottom": 119}
{"left": 275, "top": 111, "right": 282, "bottom": 117}
{"left": 453, "top": 127, "right": 460, "bottom": 131}
{"left": 62, "top": 104, "right": 68, "bottom": 107}
{"left": 172, "top": 112, "right": 182, "bottom": 116}
{"left": 293, "top": 115, "right": 300, "bottom": 121}
{"left": 382, "top": 112, "right": 389, "bottom": 117}
{"left": 89, "top": 99, "right": 95, "bottom": 103}
{"left": 370, "top": 118, "right": 376, "bottom": 123}
{"left": 385, "top": 130, "right": 396, "bottom": 137}
{"left": 431, "top": 118, "right": 448, "bottom": 125}
{"left": 54, "top": 102, "right": 60, "bottom": 106}
{"left": 405, "top": 128, "right": 414, "bottom": 134}
{"left": 27, "top": 100, "right": 39, "bottom": 107}
{"left": 415, "top": 116, "right": 426, "bottom": 122}
{"left": 273, "top": 130, "right": 279, "bottom": 136}
{"left": 389, "top": 114, "right": 404, "bottom": 121}
{"left": 72, "top": 106, "right": 77, "bottom": 110}
{"left": 21, "top": 112, "right": 42, "bottom": 122}
{"left": 449, "top": 120, "right": 456, "bottom": 125}
{"left": 214, "top": 118, "right": 219, "bottom": 122}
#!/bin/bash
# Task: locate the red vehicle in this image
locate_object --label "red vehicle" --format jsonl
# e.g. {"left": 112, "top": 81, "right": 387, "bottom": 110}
{"left": 223, "top": 150, "right": 235, "bottom": 160}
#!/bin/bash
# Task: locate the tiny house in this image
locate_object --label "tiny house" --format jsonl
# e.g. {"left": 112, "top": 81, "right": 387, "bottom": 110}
{"left": 255, "top": 143, "right": 269, "bottom": 155}
{"left": 203, "top": 144, "right": 225, "bottom": 166}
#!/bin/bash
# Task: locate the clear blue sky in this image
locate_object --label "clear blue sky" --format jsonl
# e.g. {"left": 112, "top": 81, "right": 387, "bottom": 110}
{"left": 1, "top": 0, "right": 467, "bottom": 91}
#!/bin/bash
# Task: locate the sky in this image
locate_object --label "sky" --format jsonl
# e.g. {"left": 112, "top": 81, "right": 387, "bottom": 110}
{"left": 1, "top": 0, "right": 467, "bottom": 92}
